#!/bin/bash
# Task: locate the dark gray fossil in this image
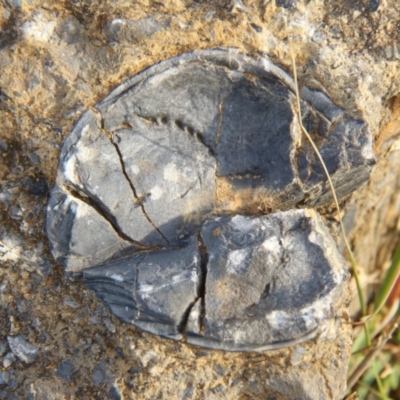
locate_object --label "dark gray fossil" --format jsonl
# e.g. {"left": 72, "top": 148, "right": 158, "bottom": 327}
{"left": 47, "top": 49, "right": 374, "bottom": 351}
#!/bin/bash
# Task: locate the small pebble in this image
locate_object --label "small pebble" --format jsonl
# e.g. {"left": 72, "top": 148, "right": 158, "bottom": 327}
{"left": 204, "top": 11, "right": 215, "bottom": 22}
{"left": 7, "top": 335, "right": 39, "bottom": 364}
{"left": 56, "top": 360, "right": 74, "bottom": 383}
{"left": 275, "top": 0, "right": 297, "bottom": 8}
{"left": 0, "top": 339, "right": 8, "bottom": 357}
{"left": 0, "top": 371, "right": 9, "bottom": 385}
{"left": 103, "top": 317, "right": 116, "bottom": 333}
{"left": 3, "top": 352, "right": 15, "bottom": 368}
{"left": 370, "top": 0, "right": 380, "bottom": 12}
{"left": 64, "top": 297, "right": 80, "bottom": 309}
{"left": 107, "top": 385, "right": 121, "bottom": 400}
{"left": 250, "top": 23, "right": 262, "bottom": 33}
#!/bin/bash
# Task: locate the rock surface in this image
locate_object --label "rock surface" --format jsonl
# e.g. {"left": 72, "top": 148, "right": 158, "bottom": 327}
{"left": 7, "top": 335, "right": 38, "bottom": 364}
{"left": 84, "top": 237, "right": 202, "bottom": 340}
{"left": 47, "top": 50, "right": 374, "bottom": 272}
{"left": 2, "top": 1, "right": 400, "bottom": 399}
{"left": 44, "top": 50, "right": 361, "bottom": 352}
{"left": 83, "top": 209, "right": 348, "bottom": 351}
{"left": 188, "top": 210, "right": 348, "bottom": 351}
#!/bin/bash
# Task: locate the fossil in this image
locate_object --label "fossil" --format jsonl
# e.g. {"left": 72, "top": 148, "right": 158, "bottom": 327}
{"left": 47, "top": 49, "right": 374, "bottom": 351}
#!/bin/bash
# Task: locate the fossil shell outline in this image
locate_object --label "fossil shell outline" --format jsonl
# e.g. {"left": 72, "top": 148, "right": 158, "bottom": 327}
{"left": 46, "top": 49, "right": 373, "bottom": 351}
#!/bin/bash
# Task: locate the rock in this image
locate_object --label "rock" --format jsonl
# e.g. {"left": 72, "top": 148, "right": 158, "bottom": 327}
{"left": 229, "top": 0, "right": 249, "bottom": 13}
{"left": 7, "top": 336, "right": 38, "bottom": 364}
{"left": 0, "top": 339, "right": 7, "bottom": 357}
{"left": 83, "top": 209, "right": 348, "bottom": 351}
{"left": 45, "top": 49, "right": 366, "bottom": 351}
{"left": 275, "top": 0, "right": 297, "bottom": 8}
{"left": 107, "top": 385, "right": 122, "bottom": 400}
{"left": 0, "top": 371, "right": 9, "bottom": 385}
{"left": 2, "top": 352, "right": 15, "bottom": 368}
{"left": 24, "top": 177, "right": 49, "bottom": 197}
{"left": 64, "top": 297, "right": 80, "bottom": 309}
{"left": 186, "top": 209, "right": 348, "bottom": 351}
{"left": 47, "top": 50, "right": 374, "bottom": 272}
{"left": 91, "top": 362, "right": 113, "bottom": 385}
{"left": 103, "top": 17, "right": 170, "bottom": 44}
{"left": 370, "top": 0, "right": 380, "bottom": 12}
{"left": 84, "top": 237, "right": 201, "bottom": 340}
{"left": 56, "top": 360, "right": 74, "bottom": 383}
{"left": 103, "top": 317, "right": 116, "bottom": 333}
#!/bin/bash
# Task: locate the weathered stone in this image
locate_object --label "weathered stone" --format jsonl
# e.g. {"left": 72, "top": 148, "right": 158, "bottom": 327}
{"left": 187, "top": 209, "right": 348, "bottom": 351}
{"left": 7, "top": 335, "right": 38, "bottom": 364}
{"left": 83, "top": 237, "right": 201, "bottom": 340}
{"left": 276, "top": 0, "right": 297, "bottom": 9}
{"left": 47, "top": 50, "right": 374, "bottom": 273}
{"left": 44, "top": 49, "right": 370, "bottom": 352}
{"left": 56, "top": 360, "right": 74, "bottom": 383}
{"left": 103, "top": 17, "right": 170, "bottom": 44}
{"left": 82, "top": 209, "right": 348, "bottom": 351}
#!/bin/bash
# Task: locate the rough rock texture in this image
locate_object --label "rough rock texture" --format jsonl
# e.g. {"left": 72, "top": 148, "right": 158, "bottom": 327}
{"left": 45, "top": 50, "right": 359, "bottom": 354}
{"left": 84, "top": 237, "right": 202, "bottom": 341}
{"left": 46, "top": 49, "right": 374, "bottom": 272}
{"left": 187, "top": 210, "right": 349, "bottom": 351}
{"left": 2, "top": 1, "right": 400, "bottom": 399}
{"left": 82, "top": 210, "right": 349, "bottom": 351}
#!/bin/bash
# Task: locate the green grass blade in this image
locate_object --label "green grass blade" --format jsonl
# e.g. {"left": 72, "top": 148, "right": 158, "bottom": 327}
{"left": 374, "top": 239, "right": 400, "bottom": 312}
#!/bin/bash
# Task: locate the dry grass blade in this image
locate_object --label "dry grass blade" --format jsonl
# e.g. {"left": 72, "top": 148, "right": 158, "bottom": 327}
{"left": 345, "top": 393, "right": 360, "bottom": 400}
{"left": 289, "top": 52, "right": 367, "bottom": 317}
{"left": 288, "top": 51, "right": 390, "bottom": 397}
{"left": 347, "top": 315, "right": 400, "bottom": 391}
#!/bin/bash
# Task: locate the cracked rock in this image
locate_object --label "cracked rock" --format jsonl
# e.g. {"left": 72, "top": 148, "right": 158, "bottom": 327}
{"left": 82, "top": 209, "right": 348, "bottom": 350}
{"left": 47, "top": 50, "right": 370, "bottom": 350}
{"left": 187, "top": 209, "right": 348, "bottom": 351}
{"left": 83, "top": 237, "right": 201, "bottom": 340}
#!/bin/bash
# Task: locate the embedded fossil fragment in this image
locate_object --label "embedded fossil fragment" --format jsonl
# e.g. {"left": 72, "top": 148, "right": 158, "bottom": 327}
{"left": 46, "top": 49, "right": 374, "bottom": 350}
{"left": 83, "top": 209, "right": 348, "bottom": 351}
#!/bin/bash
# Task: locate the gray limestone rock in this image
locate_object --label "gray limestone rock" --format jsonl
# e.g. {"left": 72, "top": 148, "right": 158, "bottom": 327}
{"left": 7, "top": 335, "right": 39, "bottom": 364}
{"left": 83, "top": 237, "right": 201, "bottom": 340}
{"left": 47, "top": 49, "right": 374, "bottom": 272}
{"left": 186, "top": 209, "right": 348, "bottom": 351}
{"left": 82, "top": 209, "right": 348, "bottom": 351}
{"left": 46, "top": 49, "right": 370, "bottom": 351}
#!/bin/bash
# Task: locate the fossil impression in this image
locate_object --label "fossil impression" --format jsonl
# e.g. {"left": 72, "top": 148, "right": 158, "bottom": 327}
{"left": 47, "top": 50, "right": 374, "bottom": 351}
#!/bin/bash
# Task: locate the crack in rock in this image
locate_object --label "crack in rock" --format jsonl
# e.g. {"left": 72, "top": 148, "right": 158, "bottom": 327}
{"left": 47, "top": 50, "right": 373, "bottom": 350}
{"left": 93, "top": 107, "right": 171, "bottom": 245}
{"left": 110, "top": 134, "right": 170, "bottom": 245}
{"left": 62, "top": 184, "right": 138, "bottom": 246}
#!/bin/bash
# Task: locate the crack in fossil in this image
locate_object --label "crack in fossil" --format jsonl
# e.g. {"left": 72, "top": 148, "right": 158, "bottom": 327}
{"left": 62, "top": 183, "right": 153, "bottom": 253}
{"left": 176, "top": 236, "right": 208, "bottom": 338}
{"left": 214, "top": 96, "right": 227, "bottom": 147}
{"left": 110, "top": 135, "right": 171, "bottom": 246}
{"left": 92, "top": 108, "right": 171, "bottom": 245}
{"left": 197, "top": 234, "right": 208, "bottom": 335}
{"left": 177, "top": 297, "right": 199, "bottom": 338}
